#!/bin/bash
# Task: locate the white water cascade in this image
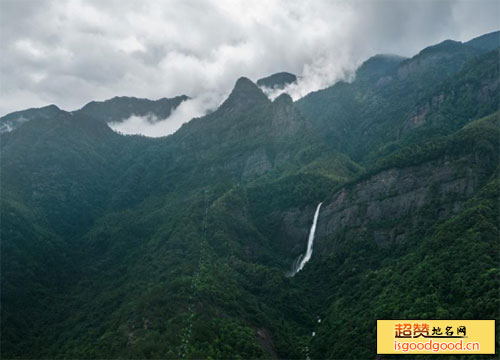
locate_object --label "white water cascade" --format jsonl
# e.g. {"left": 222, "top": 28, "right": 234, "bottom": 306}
{"left": 290, "top": 202, "right": 322, "bottom": 276}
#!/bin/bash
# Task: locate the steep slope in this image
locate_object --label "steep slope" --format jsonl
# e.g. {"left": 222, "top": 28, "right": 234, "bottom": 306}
{"left": 315, "top": 112, "right": 499, "bottom": 254}
{"left": 0, "top": 76, "right": 359, "bottom": 359}
{"left": 1, "top": 33, "right": 498, "bottom": 359}
{"left": 161, "top": 77, "right": 358, "bottom": 189}
{"left": 297, "top": 36, "right": 498, "bottom": 162}
{"left": 395, "top": 39, "right": 480, "bottom": 82}
{"left": 305, "top": 172, "right": 499, "bottom": 358}
{"left": 400, "top": 49, "right": 499, "bottom": 134}
{"left": 0, "top": 109, "right": 144, "bottom": 235}
{"left": 290, "top": 112, "right": 499, "bottom": 358}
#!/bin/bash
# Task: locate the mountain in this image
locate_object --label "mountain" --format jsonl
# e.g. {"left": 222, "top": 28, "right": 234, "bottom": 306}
{"left": 1, "top": 32, "right": 499, "bottom": 359}
{"left": 0, "top": 104, "right": 62, "bottom": 133}
{"left": 75, "top": 95, "right": 190, "bottom": 123}
{"left": 296, "top": 38, "right": 498, "bottom": 162}
{"left": 0, "top": 95, "right": 190, "bottom": 134}
{"left": 218, "top": 76, "right": 270, "bottom": 112}
{"left": 354, "top": 54, "right": 406, "bottom": 84}
{"left": 465, "top": 30, "right": 500, "bottom": 52}
{"left": 257, "top": 72, "right": 297, "bottom": 89}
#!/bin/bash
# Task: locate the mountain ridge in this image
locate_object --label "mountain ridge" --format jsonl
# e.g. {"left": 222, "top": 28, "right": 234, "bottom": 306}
{"left": 1, "top": 31, "right": 499, "bottom": 359}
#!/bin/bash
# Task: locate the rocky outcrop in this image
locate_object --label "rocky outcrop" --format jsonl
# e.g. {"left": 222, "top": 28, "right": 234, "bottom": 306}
{"left": 271, "top": 93, "right": 308, "bottom": 138}
{"left": 313, "top": 152, "right": 490, "bottom": 253}
{"left": 276, "top": 206, "right": 317, "bottom": 256}
{"left": 401, "top": 73, "right": 499, "bottom": 134}
{"left": 272, "top": 135, "right": 494, "bottom": 260}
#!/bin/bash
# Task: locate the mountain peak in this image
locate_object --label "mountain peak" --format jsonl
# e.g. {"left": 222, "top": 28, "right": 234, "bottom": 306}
{"left": 219, "top": 77, "right": 270, "bottom": 112}
{"left": 273, "top": 93, "right": 293, "bottom": 106}
{"left": 43, "top": 104, "right": 61, "bottom": 111}
{"left": 257, "top": 72, "right": 297, "bottom": 89}
{"left": 232, "top": 76, "right": 263, "bottom": 94}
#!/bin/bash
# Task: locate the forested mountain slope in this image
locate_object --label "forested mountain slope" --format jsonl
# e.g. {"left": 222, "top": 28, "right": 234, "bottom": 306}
{"left": 297, "top": 32, "right": 499, "bottom": 162}
{"left": 1, "top": 32, "right": 498, "bottom": 359}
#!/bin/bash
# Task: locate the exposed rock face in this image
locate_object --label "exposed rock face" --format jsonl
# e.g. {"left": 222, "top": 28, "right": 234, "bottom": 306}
{"left": 403, "top": 94, "right": 444, "bottom": 131}
{"left": 271, "top": 93, "right": 307, "bottom": 138}
{"left": 312, "top": 153, "right": 490, "bottom": 253}
{"left": 401, "top": 73, "right": 499, "bottom": 134}
{"left": 276, "top": 206, "right": 317, "bottom": 255}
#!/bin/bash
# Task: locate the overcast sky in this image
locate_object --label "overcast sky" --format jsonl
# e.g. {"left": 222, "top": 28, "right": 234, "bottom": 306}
{"left": 1, "top": 0, "right": 498, "bottom": 124}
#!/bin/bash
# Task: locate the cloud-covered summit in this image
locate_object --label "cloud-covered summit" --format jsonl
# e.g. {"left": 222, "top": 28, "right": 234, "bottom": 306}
{"left": 1, "top": 0, "right": 498, "bottom": 132}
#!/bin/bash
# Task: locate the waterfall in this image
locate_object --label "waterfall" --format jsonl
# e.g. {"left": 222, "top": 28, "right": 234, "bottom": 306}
{"left": 290, "top": 202, "right": 322, "bottom": 276}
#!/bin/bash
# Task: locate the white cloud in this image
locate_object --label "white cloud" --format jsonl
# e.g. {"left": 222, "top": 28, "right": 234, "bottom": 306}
{"left": 115, "top": 36, "right": 147, "bottom": 54}
{"left": 108, "top": 92, "right": 223, "bottom": 137}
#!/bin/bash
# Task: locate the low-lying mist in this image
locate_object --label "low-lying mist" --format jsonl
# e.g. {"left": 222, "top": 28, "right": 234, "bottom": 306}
{"left": 108, "top": 92, "right": 224, "bottom": 137}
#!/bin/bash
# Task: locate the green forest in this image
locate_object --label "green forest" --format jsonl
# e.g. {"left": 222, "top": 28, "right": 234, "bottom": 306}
{"left": 1, "top": 30, "right": 499, "bottom": 359}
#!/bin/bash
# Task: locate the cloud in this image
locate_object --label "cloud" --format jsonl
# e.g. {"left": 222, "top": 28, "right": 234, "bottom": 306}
{"left": 108, "top": 92, "right": 223, "bottom": 137}
{"left": 261, "top": 61, "right": 357, "bottom": 102}
{"left": 1, "top": 0, "right": 498, "bottom": 135}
